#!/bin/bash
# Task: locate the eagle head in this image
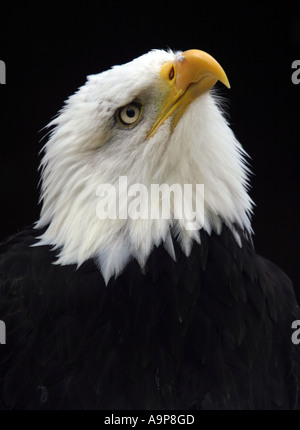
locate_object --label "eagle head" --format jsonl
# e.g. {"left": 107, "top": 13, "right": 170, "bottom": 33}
{"left": 36, "top": 49, "right": 252, "bottom": 283}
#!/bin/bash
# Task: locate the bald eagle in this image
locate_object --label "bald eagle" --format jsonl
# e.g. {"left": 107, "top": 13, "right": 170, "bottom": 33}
{"left": 0, "top": 49, "right": 299, "bottom": 410}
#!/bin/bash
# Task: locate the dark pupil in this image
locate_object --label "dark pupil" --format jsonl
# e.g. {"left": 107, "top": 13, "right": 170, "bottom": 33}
{"left": 126, "top": 108, "right": 136, "bottom": 118}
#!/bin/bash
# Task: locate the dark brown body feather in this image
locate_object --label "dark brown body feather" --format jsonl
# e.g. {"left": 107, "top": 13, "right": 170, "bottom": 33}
{"left": 0, "top": 225, "right": 299, "bottom": 409}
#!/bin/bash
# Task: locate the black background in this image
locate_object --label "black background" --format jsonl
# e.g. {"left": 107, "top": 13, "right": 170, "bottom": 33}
{"left": 0, "top": 2, "right": 299, "bottom": 300}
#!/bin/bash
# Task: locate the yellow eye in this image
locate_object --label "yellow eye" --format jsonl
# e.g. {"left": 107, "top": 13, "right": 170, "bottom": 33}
{"left": 117, "top": 102, "right": 142, "bottom": 127}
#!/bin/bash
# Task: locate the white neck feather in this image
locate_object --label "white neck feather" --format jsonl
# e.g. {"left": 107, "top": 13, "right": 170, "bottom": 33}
{"left": 36, "top": 89, "right": 252, "bottom": 284}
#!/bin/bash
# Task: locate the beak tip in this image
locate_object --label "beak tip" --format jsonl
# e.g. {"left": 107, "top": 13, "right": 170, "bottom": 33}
{"left": 220, "top": 75, "right": 230, "bottom": 90}
{"left": 220, "top": 71, "right": 231, "bottom": 90}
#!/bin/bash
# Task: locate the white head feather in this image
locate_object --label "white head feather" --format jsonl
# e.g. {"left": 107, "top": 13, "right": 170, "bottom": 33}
{"left": 35, "top": 49, "right": 253, "bottom": 283}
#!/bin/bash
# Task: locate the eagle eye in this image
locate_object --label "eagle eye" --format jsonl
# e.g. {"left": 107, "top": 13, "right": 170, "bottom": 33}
{"left": 116, "top": 102, "right": 143, "bottom": 127}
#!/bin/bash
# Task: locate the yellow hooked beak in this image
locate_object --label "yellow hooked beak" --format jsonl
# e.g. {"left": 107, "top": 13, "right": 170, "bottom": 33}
{"left": 146, "top": 49, "right": 230, "bottom": 139}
